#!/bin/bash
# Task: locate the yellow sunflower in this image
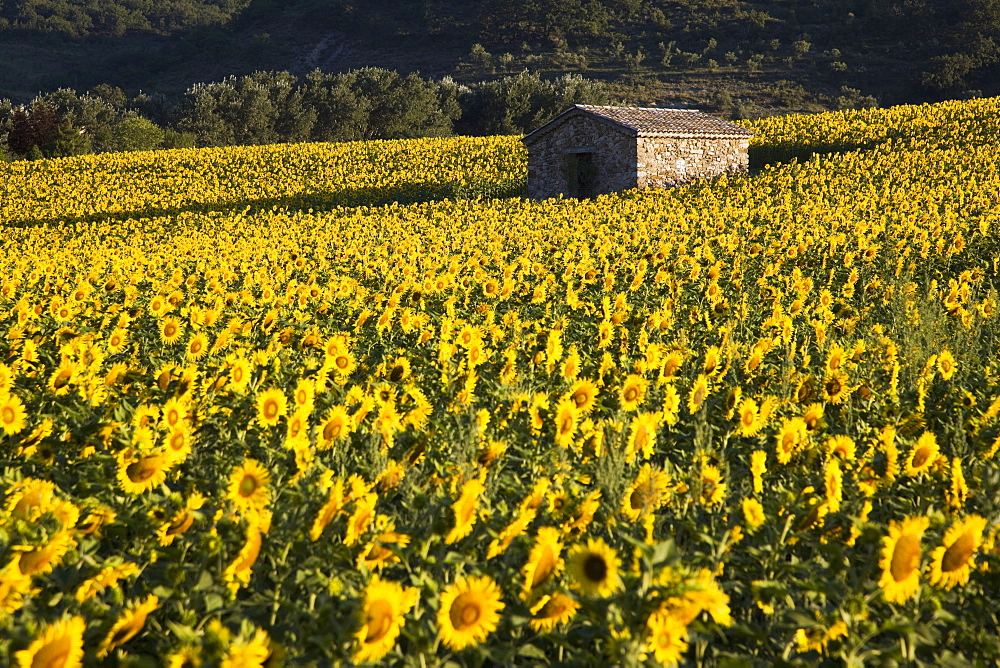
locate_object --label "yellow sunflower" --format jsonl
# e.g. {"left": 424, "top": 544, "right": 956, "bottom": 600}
{"left": 255, "top": 387, "right": 287, "bottom": 428}
{"left": 742, "top": 497, "right": 765, "bottom": 530}
{"left": 928, "top": 514, "right": 987, "bottom": 590}
{"left": 626, "top": 411, "right": 661, "bottom": 463}
{"left": 521, "top": 527, "right": 564, "bottom": 601}
{"left": 116, "top": 448, "right": 170, "bottom": 494}
{"left": 621, "top": 463, "right": 671, "bottom": 521}
{"left": 529, "top": 592, "right": 579, "bottom": 632}
{"left": 226, "top": 459, "right": 271, "bottom": 516}
{"left": 227, "top": 357, "right": 252, "bottom": 393}
{"left": 310, "top": 479, "right": 346, "bottom": 541}
{"left": 164, "top": 425, "right": 193, "bottom": 465}
{"left": 160, "top": 316, "right": 183, "bottom": 345}
{"left": 48, "top": 359, "right": 77, "bottom": 396}
{"left": 15, "top": 615, "right": 86, "bottom": 668}
{"left": 802, "top": 402, "right": 824, "bottom": 430}
{"left": 619, "top": 374, "right": 648, "bottom": 411}
{"left": 937, "top": 349, "right": 956, "bottom": 380}
{"left": 224, "top": 522, "right": 264, "bottom": 593}
{"left": 553, "top": 399, "right": 579, "bottom": 447}
{"left": 687, "top": 374, "right": 710, "bottom": 413}
{"left": 353, "top": 576, "right": 420, "bottom": 663}
{"left": 345, "top": 493, "right": 378, "bottom": 546}
{"left": 222, "top": 628, "right": 272, "bottom": 668}
{"left": 106, "top": 327, "right": 128, "bottom": 354}
{"left": 568, "top": 537, "right": 623, "bottom": 597}
{"left": 437, "top": 575, "right": 505, "bottom": 651}
{"left": 445, "top": 478, "right": 486, "bottom": 544}
{"left": 750, "top": 450, "right": 767, "bottom": 494}
{"left": 317, "top": 405, "right": 353, "bottom": 449}
{"left": 160, "top": 396, "right": 188, "bottom": 431}
{"left": 822, "top": 370, "right": 851, "bottom": 404}
{"left": 13, "top": 531, "right": 76, "bottom": 577}
{"left": 904, "top": 432, "right": 939, "bottom": 476}
{"left": 878, "top": 516, "right": 929, "bottom": 604}
{"left": 97, "top": 594, "right": 159, "bottom": 658}
{"left": 568, "top": 378, "right": 599, "bottom": 413}
{"left": 185, "top": 332, "right": 209, "bottom": 360}
{"left": 736, "top": 398, "right": 765, "bottom": 437}
{"left": 0, "top": 392, "right": 27, "bottom": 435}
{"left": 645, "top": 609, "right": 689, "bottom": 665}
{"left": 700, "top": 463, "right": 727, "bottom": 506}
{"left": 386, "top": 357, "right": 411, "bottom": 384}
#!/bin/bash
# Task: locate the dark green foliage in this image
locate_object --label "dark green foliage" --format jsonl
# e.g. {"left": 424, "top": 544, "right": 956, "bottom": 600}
{"left": 0, "top": 0, "right": 251, "bottom": 37}
{"left": 113, "top": 116, "right": 165, "bottom": 151}
{"left": 0, "top": 68, "right": 608, "bottom": 158}
{"left": 456, "top": 71, "right": 610, "bottom": 136}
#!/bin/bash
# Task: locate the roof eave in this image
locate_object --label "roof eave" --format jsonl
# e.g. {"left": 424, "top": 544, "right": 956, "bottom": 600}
{"left": 521, "top": 105, "right": 638, "bottom": 145}
{"left": 637, "top": 131, "right": 755, "bottom": 139}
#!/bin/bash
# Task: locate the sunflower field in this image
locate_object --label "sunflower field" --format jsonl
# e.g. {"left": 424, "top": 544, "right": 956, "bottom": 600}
{"left": 2, "top": 95, "right": 1000, "bottom": 666}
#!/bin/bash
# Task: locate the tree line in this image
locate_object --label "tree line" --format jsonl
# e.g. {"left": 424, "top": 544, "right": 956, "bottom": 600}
{"left": 0, "top": 69, "right": 609, "bottom": 160}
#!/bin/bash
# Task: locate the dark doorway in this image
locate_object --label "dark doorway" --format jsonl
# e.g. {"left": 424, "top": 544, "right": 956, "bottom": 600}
{"left": 566, "top": 151, "right": 597, "bottom": 198}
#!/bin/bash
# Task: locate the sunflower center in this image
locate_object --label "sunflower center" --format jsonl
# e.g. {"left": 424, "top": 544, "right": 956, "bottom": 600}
{"left": 110, "top": 623, "right": 136, "bottom": 646}
{"left": 572, "top": 391, "right": 588, "bottom": 407}
{"left": 364, "top": 599, "right": 395, "bottom": 643}
{"left": 239, "top": 476, "right": 259, "bottom": 497}
{"left": 559, "top": 414, "right": 574, "bottom": 435}
{"left": 941, "top": 531, "right": 976, "bottom": 573}
{"left": 583, "top": 554, "right": 608, "bottom": 583}
{"left": 18, "top": 547, "right": 50, "bottom": 575}
{"left": 451, "top": 595, "right": 482, "bottom": 629}
{"left": 34, "top": 639, "right": 72, "bottom": 666}
{"left": 826, "top": 377, "right": 841, "bottom": 395}
{"left": 389, "top": 366, "right": 404, "bottom": 382}
{"left": 324, "top": 420, "right": 342, "bottom": 440}
{"left": 741, "top": 410, "right": 755, "bottom": 428}
{"left": 911, "top": 448, "right": 930, "bottom": 468}
{"left": 232, "top": 367, "right": 244, "bottom": 383}
{"left": 167, "top": 512, "right": 194, "bottom": 535}
{"left": 630, "top": 484, "right": 651, "bottom": 510}
{"left": 1, "top": 406, "right": 13, "bottom": 423}
{"left": 127, "top": 457, "right": 161, "bottom": 483}
{"left": 263, "top": 400, "right": 279, "bottom": 420}
{"left": 54, "top": 371, "right": 71, "bottom": 389}
{"left": 624, "top": 388, "right": 638, "bottom": 402}
{"left": 336, "top": 356, "right": 349, "bottom": 370}
{"left": 890, "top": 534, "right": 920, "bottom": 582}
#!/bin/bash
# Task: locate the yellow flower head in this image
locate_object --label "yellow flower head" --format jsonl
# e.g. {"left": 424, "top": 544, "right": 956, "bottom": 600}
{"left": 354, "top": 576, "right": 419, "bottom": 663}
{"left": 437, "top": 575, "right": 505, "bottom": 651}
{"left": 568, "top": 537, "right": 623, "bottom": 597}
{"left": 256, "top": 387, "right": 287, "bottom": 427}
{"left": 878, "top": 516, "right": 929, "bottom": 604}
{"left": 928, "top": 514, "right": 987, "bottom": 590}
{"left": 15, "top": 616, "right": 86, "bottom": 668}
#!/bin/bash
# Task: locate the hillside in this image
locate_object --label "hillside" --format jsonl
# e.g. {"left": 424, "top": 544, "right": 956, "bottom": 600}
{"left": 1, "top": 0, "right": 998, "bottom": 114}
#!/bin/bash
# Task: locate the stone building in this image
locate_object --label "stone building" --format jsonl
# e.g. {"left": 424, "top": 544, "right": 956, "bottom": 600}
{"left": 522, "top": 104, "right": 754, "bottom": 199}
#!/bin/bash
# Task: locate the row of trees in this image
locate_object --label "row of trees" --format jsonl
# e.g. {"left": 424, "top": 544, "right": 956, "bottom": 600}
{"left": 0, "top": 69, "right": 610, "bottom": 160}
{"left": 0, "top": 0, "right": 251, "bottom": 36}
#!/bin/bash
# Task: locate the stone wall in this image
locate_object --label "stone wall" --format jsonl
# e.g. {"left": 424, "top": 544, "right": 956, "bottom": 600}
{"left": 525, "top": 115, "right": 637, "bottom": 199}
{"left": 636, "top": 136, "right": 750, "bottom": 189}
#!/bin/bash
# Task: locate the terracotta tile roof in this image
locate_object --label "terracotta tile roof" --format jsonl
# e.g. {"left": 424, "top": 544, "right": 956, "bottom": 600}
{"left": 523, "top": 105, "right": 754, "bottom": 143}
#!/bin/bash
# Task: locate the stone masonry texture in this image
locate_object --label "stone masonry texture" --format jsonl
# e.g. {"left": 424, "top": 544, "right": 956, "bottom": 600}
{"left": 524, "top": 107, "right": 751, "bottom": 199}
